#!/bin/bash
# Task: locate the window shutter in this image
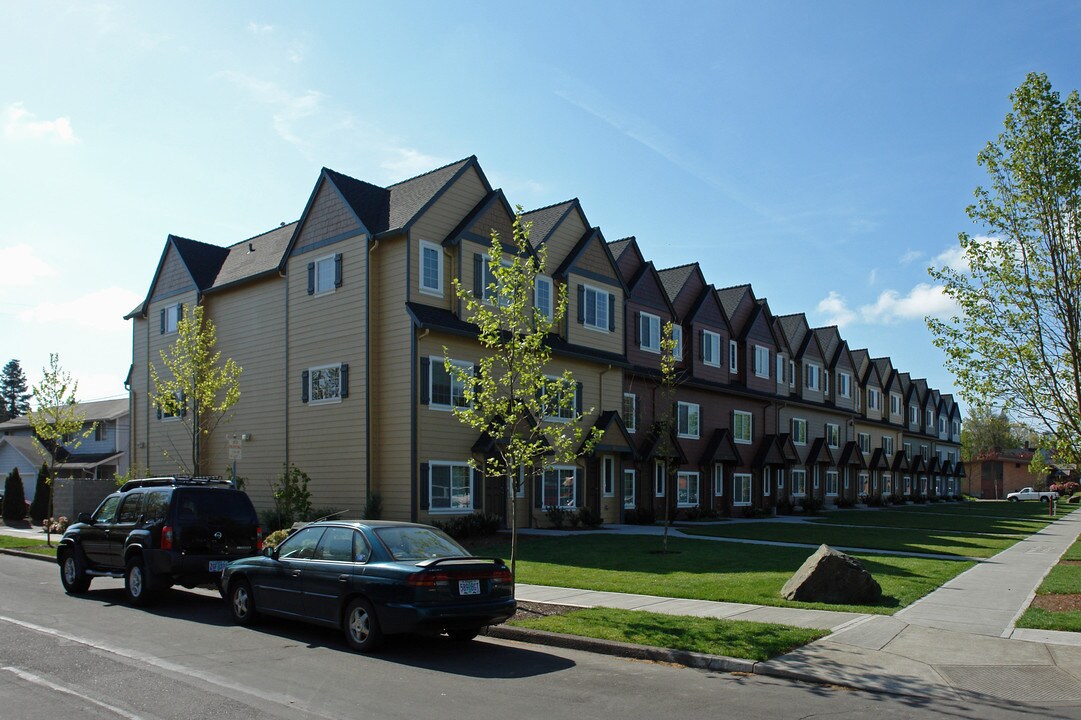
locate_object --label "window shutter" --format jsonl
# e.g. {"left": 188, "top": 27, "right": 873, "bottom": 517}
{"left": 307, "top": 262, "right": 315, "bottom": 295}
{"left": 472, "top": 467, "right": 482, "bottom": 511}
{"left": 334, "top": 253, "right": 343, "bottom": 288}
{"left": 419, "top": 463, "right": 429, "bottom": 509}
{"left": 634, "top": 395, "right": 641, "bottom": 431}
{"left": 177, "top": 302, "right": 184, "bottom": 321}
{"left": 420, "top": 358, "right": 430, "bottom": 404}
{"left": 159, "top": 309, "right": 165, "bottom": 334}
{"left": 575, "top": 469, "right": 584, "bottom": 509}
{"left": 301, "top": 370, "right": 309, "bottom": 403}
{"left": 473, "top": 254, "right": 483, "bottom": 297}
{"left": 340, "top": 363, "right": 349, "bottom": 398}
{"left": 156, "top": 405, "right": 162, "bottom": 420}
{"left": 575, "top": 382, "right": 583, "bottom": 414}
{"left": 535, "top": 473, "right": 544, "bottom": 508}
{"left": 577, "top": 285, "right": 585, "bottom": 324}
{"left": 634, "top": 312, "right": 641, "bottom": 344}
{"left": 698, "top": 330, "right": 705, "bottom": 360}
{"left": 607, "top": 293, "right": 615, "bottom": 331}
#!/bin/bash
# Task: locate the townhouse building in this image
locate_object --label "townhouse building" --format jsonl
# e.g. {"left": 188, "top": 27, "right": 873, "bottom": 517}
{"left": 126, "top": 155, "right": 963, "bottom": 525}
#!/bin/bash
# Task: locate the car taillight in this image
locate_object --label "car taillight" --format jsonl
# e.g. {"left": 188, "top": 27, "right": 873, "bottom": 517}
{"left": 490, "top": 567, "right": 513, "bottom": 585}
{"left": 256, "top": 527, "right": 263, "bottom": 551}
{"left": 406, "top": 571, "right": 452, "bottom": 587}
{"left": 161, "top": 525, "right": 173, "bottom": 550}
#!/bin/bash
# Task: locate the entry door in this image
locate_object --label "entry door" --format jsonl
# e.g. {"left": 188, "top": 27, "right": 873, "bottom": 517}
{"left": 484, "top": 471, "right": 507, "bottom": 526}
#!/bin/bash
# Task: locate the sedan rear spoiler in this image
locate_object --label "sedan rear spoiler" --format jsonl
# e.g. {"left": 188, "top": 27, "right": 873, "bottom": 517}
{"left": 415, "top": 556, "right": 506, "bottom": 568}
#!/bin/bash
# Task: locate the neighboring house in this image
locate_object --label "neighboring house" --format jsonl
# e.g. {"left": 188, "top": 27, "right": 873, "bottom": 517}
{"left": 126, "top": 155, "right": 963, "bottom": 525}
{"left": 961, "top": 446, "right": 1062, "bottom": 499}
{"left": 0, "top": 397, "right": 129, "bottom": 514}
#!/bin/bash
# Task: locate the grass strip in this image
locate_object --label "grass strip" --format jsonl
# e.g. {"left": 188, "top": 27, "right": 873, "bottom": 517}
{"left": 0, "top": 535, "right": 57, "bottom": 557}
{"left": 495, "top": 535, "right": 972, "bottom": 614}
{"left": 509, "top": 606, "right": 827, "bottom": 661}
{"left": 811, "top": 509, "right": 1048, "bottom": 536}
{"left": 1015, "top": 607, "right": 1081, "bottom": 633}
{"left": 1034, "top": 564, "right": 1081, "bottom": 595}
{"left": 1061, "top": 540, "right": 1081, "bottom": 562}
{"left": 677, "top": 521, "right": 1016, "bottom": 558}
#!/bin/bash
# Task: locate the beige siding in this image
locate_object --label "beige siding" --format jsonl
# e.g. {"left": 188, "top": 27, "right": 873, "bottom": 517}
{"left": 412, "top": 237, "right": 455, "bottom": 312}
{"left": 286, "top": 234, "right": 368, "bottom": 515}
{"left": 370, "top": 237, "right": 412, "bottom": 520}
{"left": 542, "top": 208, "right": 587, "bottom": 265}
{"left": 149, "top": 246, "right": 195, "bottom": 299}
{"left": 574, "top": 238, "right": 616, "bottom": 278}
{"left": 566, "top": 274, "right": 623, "bottom": 355}
{"left": 144, "top": 291, "right": 199, "bottom": 476}
{"left": 408, "top": 165, "right": 487, "bottom": 268}
{"left": 130, "top": 316, "right": 149, "bottom": 472}
{"left": 294, "top": 179, "right": 362, "bottom": 254}
{"left": 204, "top": 277, "right": 287, "bottom": 512}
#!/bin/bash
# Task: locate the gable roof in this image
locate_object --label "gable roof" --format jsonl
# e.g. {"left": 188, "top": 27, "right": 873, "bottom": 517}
{"left": 740, "top": 298, "right": 784, "bottom": 347}
{"left": 656, "top": 263, "right": 700, "bottom": 304}
{"left": 0, "top": 398, "right": 129, "bottom": 432}
{"left": 716, "top": 284, "right": 753, "bottom": 320}
{"left": 210, "top": 222, "right": 297, "bottom": 291}
{"left": 552, "top": 227, "right": 626, "bottom": 292}
{"left": 813, "top": 326, "right": 842, "bottom": 364}
{"left": 607, "top": 237, "right": 637, "bottom": 262}
{"left": 685, "top": 284, "right": 733, "bottom": 335}
{"left": 521, "top": 199, "right": 588, "bottom": 248}
{"left": 628, "top": 260, "right": 677, "bottom": 316}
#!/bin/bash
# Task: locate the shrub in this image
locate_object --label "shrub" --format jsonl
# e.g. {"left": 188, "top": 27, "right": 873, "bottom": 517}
{"left": 683, "top": 505, "right": 718, "bottom": 521}
{"left": 433, "top": 511, "right": 502, "bottom": 539}
{"left": 363, "top": 492, "right": 383, "bottom": 520}
{"left": 263, "top": 529, "right": 291, "bottom": 548}
{"left": 3, "top": 468, "right": 27, "bottom": 522}
{"left": 1061, "top": 481, "right": 1080, "bottom": 497}
{"left": 801, "top": 496, "right": 824, "bottom": 515}
{"left": 624, "top": 505, "right": 655, "bottom": 525}
{"left": 272, "top": 463, "right": 312, "bottom": 529}
{"left": 577, "top": 505, "right": 603, "bottom": 528}
{"left": 887, "top": 493, "right": 904, "bottom": 506}
{"left": 774, "top": 497, "right": 794, "bottom": 516}
{"left": 29, "top": 464, "right": 50, "bottom": 524}
{"left": 545, "top": 506, "right": 568, "bottom": 530}
{"left": 834, "top": 496, "right": 856, "bottom": 509}
{"left": 864, "top": 493, "right": 884, "bottom": 508}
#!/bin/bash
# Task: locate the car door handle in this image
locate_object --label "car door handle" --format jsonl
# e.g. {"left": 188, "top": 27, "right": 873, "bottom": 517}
{"left": 291, "top": 570, "right": 301, "bottom": 577}
{"left": 338, "top": 574, "right": 349, "bottom": 582}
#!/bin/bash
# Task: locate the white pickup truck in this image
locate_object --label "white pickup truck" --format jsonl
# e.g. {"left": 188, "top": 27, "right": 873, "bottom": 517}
{"left": 1006, "top": 487, "right": 1059, "bottom": 502}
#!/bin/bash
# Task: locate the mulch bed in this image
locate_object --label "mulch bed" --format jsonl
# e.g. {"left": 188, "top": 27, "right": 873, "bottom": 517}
{"left": 511, "top": 600, "right": 579, "bottom": 623}
{"left": 1059, "top": 560, "right": 1081, "bottom": 566}
{"left": 1031, "top": 594, "right": 1081, "bottom": 612}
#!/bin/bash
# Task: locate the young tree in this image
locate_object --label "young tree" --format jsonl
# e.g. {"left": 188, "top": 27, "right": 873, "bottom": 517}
{"left": 28, "top": 353, "right": 94, "bottom": 544}
{"left": 0, "top": 358, "right": 31, "bottom": 422}
{"left": 447, "top": 210, "right": 602, "bottom": 578}
{"left": 652, "top": 322, "right": 682, "bottom": 553}
{"left": 28, "top": 463, "right": 50, "bottom": 524}
{"left": 3, "top": 468, "right": 26, "bottom": 522}
{"left": 149, "top": 304, "right": 242, "bottom": 475}
{"left": 929, "top": 73, "right": 1081, "bottom": 465}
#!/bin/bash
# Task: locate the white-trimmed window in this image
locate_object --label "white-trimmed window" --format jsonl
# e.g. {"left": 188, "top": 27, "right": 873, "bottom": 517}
{"left": 938, "top": 416, "right": 946, "bottom": 435}
{"left": 762, "top": 468, "right": 771, "bottom": 496}
{"left": 582, "top": 284, "right": 609, "bottom": 331}
{"left": 164, "top": 302, "right": 181, "bottom": 334}
{"left": 542, "top": 376, "right": 577, "bottom": 421}
{"left": 890, "top": 393, "right": 901, "bottom": 416}
{"left": 159, "top": 389, "right": 184, "bottom": 421}
{"left": 921, "top": 445, "right": 930, "bottom": 460}
{"left": 713, "top": 464, "right": 724, "bottom": 496}
{"left": 702, "top": 330, "right": 721, "bottom": 367}
{"left": 826, "top": 423, "right": 840, "bottom": 448}
{"left": 789, "top": 360, "right": 795, "bottom": 388}
{"left": 640, "top": 312, "right": 660, "bottom": 352}
{"left": 904, "top": 476, "right": 912, "bottom": 495}
{"left": 733, "top": 410, "right": 753, "bottom": 444}
{"left": 952, "top": 420, "right": 961, "bottom": 438}
{"left": 791, "top": 418, "right": 807, "bottom": 445}
{"left": 677, "top": 401, "right": 700, "bottom": 439}
{"left": 623, "top": 469, "right": 636, "bottom": 509}
{"left": 535, "top": 276, "right": 553, "bottom": 320}
{"left": 926, "top": 409, "right": 934, "bottom": 432}
{"left": 867, "top": 387, "right": 881, "bottom": 411}
{"left": 859, "top": 472, "right": 869, "bottom": 494}
{"left": 838, "top": 372, "right": 851, "bottom": 398}
{"left": 776, "top": 354, "right": 786, "bottom": 383}
{"left": 671, "top": 325, "right": 683, "bottom": 360}
{"left": 602, "top": 456, "right": 616, "bottom": 497}
{"left": 677, "top": 471, "right": 700, "bottom": 507}
{"left": 733, "top": 473, "right": 752, "bottom": 506}
{"left": 314, "top": 254, "right": 338, "bottom": 295}
{"left": 754, "top": 345, "right": 770, "bottom": 378}
{"left": 904, "top": 442, "right": 912, "bottom": 458}
{"left": 858, "top": 432, "right": 870, "bottom": 454}
{"left": 777, "top": 468, "right": 785, "bottom": 489}
{"left": 419, "top": 241, "right": 443, "bottom": 295}
{"left": 826, "top": 470, "right": 839, "bottom": 496}
{"left": 824, "top": 372, "right": 830, "bottom": 397}
{"left": 856, "top": 388, "right": 862, "bottom": 411}
{"left": 542, "top": 466, "right": 577, "bottom": 508}
{"left": 429, "top": 462, "right": 473, "bottom": 512}
{"left": 623, "top": 393, "right": 637, "bottom": 433}
{"left": 844, "top": 467, "right": 851, "bottom": 489}
{"left": 430, "top": 358, "right": 472, "bottom": 410}
{"left": 309, "top": 364, "right": 344, "bottom": 405}
{"left": 791, "top": 469, "right": 807, "bottom": 496}
{"left": 805, "top": 363, "right": 820, "bottom": 391}
{"left": 814, "top": 465, "right": 821, "bottom": 489}
{"left": 654, "top": 460, "right": 666, "bottom": 497}
{"left": 883, "top": 473, "right": 892, "bottom": 494}
{"left": 729, "top": 340, "right": 739, "bottom": 372}
{"left": 910, "top": 403, "right": 919, "bottom": 426}
{"left": 882, "top": 436, "right": 894, "bottom": 456}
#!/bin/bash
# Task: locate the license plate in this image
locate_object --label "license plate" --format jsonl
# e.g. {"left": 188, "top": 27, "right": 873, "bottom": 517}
{"left": 458, "top": 579, "right": 481, "bottom": 596}
{"left": 208, "top": 561, "right": 228, "bottom": 572}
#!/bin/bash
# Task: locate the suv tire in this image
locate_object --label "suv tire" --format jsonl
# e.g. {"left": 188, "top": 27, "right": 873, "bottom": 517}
{"left": 229, "top": 579, "right": 258, "bottom": 626}
{"left": 59, "top": 548, "right": 91, "bottom": 594}
{"left": 125, "top": 556, "right": 157, "bottom": 606}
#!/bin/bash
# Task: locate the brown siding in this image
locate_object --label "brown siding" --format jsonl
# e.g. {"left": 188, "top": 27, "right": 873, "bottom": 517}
{"left": 149, "top": 247, "right": 195, "bottom": 299}
{"left": 294, "top": 179, "right": 362, "bottom": 254}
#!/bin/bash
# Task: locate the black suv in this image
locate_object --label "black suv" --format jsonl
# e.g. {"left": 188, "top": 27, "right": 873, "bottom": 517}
{"left": 57, "top": 477, "right": 262, "bottom": 605}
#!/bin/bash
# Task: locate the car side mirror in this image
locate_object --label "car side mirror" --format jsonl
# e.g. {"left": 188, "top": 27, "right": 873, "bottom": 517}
{"left": 263, "top": 546, "right": 278, "bottom": 559}
{"left": 78, "top": 512, "right": 93, "bottom": 525}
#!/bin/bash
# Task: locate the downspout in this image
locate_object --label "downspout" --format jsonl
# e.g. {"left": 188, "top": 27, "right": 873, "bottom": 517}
{"left": 282, "top": 267, "right": 289, "bottom": 472}
{"left": 407, "top": 232, "right": 417, "bottom": 523}
{"left": 366, "top": 237, "right": 376, "bottom": 512}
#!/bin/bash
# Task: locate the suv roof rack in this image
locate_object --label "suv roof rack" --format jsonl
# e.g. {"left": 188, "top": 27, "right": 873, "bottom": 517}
{"left": 119, "top": 476, "right": 232, "bottom": 492}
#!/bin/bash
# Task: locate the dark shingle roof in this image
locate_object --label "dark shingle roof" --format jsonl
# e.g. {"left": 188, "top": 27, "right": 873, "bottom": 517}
{"left": 813, "top": 326, "right": 841, "bottom": 361}
{"left": 211, "top": 222, "right": 297, "bottom": 290}
{"left": 170, "top": 236, "right": 230, "bottom": 291}
{"left": 657, "top": 263, "right": 697, "bottom": 303}
{"left": 387, "top": 157, "right": 474, "bottom": 231}
{"left": 776, "top": 313, "right": 808, "bottom": 351}
{"left": 322, "top": 168, "right": 391, "bottom": 233}
{"left": 607, "top": 237, "right": 634, "bottom": 260}
{"left": 716, "top": 284, "right": 751, "bottom": 319}
{"left": 522, "top": 200, "right": 577, "bottom": 247}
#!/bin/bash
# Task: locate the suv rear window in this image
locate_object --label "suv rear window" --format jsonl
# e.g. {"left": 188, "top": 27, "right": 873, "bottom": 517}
{"left": 175, "top": 489, "right": 257, "bottom": 525}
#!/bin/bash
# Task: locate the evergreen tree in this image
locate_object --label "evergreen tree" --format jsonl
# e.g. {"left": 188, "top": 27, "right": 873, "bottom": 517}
{"left": 0, "top": 359, "right": 31, "bottom": 422}
{"left": 3, "top": 468, "right": 27, "bottom": 522}
{"left": 29, "top": 463, "right": 51, "bottom": 524}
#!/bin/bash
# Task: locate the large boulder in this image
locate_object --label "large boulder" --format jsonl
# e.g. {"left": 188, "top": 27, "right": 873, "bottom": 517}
{"left": 781, "top": 544, "right": 881, "bottom": 604}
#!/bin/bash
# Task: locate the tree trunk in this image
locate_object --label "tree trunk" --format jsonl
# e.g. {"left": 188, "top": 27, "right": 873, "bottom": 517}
{"left": 509, "top": 469, "right": 518, "bottom": 587}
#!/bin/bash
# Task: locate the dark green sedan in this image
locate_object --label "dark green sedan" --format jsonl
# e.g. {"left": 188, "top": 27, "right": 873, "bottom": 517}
{"left": 221, "top": 520, "right": 515, "bottom": 652}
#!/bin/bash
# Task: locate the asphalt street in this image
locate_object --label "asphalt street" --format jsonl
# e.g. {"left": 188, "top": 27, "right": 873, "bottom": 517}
{"left": 0, "top": 555, "right": 1076, "bottom": 720}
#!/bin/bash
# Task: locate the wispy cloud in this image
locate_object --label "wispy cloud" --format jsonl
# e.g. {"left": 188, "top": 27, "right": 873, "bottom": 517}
{"left": 216, "top": 71, "right": 331, "bottom": 150}
{"left": 0, "top": 244, "right": 58, "bottom": 287}
{"left": 247, "top": 21, "right": 273, "bottom": 34}
{"left": 900, "top": 249, "right": 924, "bottom": 265}
{"left": 933, "top": 244, "right": 971, "bottom": 273}
{"left": 816, "top": 283, "right": 957, "bottom": 329}
{"left": 18, "top": 287, "right": 142, "bottom": 332}
{"left": 2, "top": 103, "right": 80, "bottom": 144}
{"left": 867, "top": 268, "right": 878, "bottom": 286}
{"left": 380, "top": 148, "right": 449, "bottom": 178}
{"left": 287, "top": 41, "right": 305, "bottom": 64}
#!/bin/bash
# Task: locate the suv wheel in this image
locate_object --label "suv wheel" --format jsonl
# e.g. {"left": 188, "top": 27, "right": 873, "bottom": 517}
{"left": 125, "top": 556, "right": 157, "bottom": 606}
{"left": 229, "top": 579, "right": 258, "bottom": 626}
{"left": 344, "top": 598, "right": 383, "bottom": 653}
{"left": 59, "top": 549, "right": 91, "bottom": 594}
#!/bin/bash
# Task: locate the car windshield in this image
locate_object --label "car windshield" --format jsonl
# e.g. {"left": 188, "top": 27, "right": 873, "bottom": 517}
{"left": 374, "top": 526, "right": 469, "bottom": 561}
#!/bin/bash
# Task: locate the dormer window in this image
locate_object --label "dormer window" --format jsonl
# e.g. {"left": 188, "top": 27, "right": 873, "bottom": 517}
{"left": 419, "top": 241, "right": 443, "bottom": 296}
{"left": 534, "top": 276, "right": 553, "bottom": 320}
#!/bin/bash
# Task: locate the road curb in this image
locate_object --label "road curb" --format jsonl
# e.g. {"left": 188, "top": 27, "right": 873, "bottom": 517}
{"left": 486, "top": 625, "right": 758, "bottom": 673}
{"left": 0, "top": 548, "right": 56, "bottom": 563}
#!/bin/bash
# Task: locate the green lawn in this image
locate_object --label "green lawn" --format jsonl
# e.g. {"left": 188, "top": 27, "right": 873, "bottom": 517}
{"left": 509, "top": 606, "right": 827, "bottom": 661}
{"left": 676, "top": 521, "right": 1018, "bottom": 558}
{"left": 811, "top": 508, "right": 1054, "bottom": 535}
{"left": 1034, "top": 564, "right": 1081, "bottom": 595}
{"left": 1015, "top": 607, "right": 1081, "bottom": 633}
{"left": 496, "top": 535, "right": 972, "bottom": 614}
{"left": 893, "top": 501, "right": 1076, "bottom": 519}
{"left": 0, "top": 535, "right": 58, "bottom": 557}
{"left": 1062, "top": 540, "right": 1081, "bottom": 562}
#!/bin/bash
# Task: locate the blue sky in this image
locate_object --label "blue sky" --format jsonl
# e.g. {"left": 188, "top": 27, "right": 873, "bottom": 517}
{"left": 2, "top": 1, "right": 1079, "bottom": 405}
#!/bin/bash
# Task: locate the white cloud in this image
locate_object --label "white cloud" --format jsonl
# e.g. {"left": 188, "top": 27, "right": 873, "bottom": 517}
{"left": 860, "top": 283, "right": 957, "bottom": 324}
{"left": 816, "top": 291, "right": 857, "bottom": 328}
{"left": 248, "top": 21, "right": 273, "bottom": 34}
{"left": 216, "top": 71, "right": 330, "bottom": 150}
{"left": 0, "top": 244, "right": 58, "bottom": 287}
{"left": 2, "top": 103, "right": 80, "bottom": 144}
{"left": 867, "top": 268, "right": 878, "bottom": 286}
{"left": 287, "top": 42, "right": 305, "bottom": 63}
{"left": 934, "top": 244, "right": 971, "bottom": 273}
{"left": 900, "top": 249, "right": 924, "bottom": 265}
{"left": 380, "top": 148, "right": 449, "bottom": 179}
{"left": 18, "top": 287, "right": 143, "bottom": 332}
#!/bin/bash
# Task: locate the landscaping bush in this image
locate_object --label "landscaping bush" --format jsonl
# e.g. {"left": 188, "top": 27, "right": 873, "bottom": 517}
{"left": 43, "top": 516, "right": 69, "bottom": 534}
{"left": 1060, "top": 481, "right": 1080, "bottom": 497}
{"left": 433, "top": 511, "right": 502, "bottom": 539}
{"left": 363, "top": 492, "right": 383, "bottom": 520}
{"left": 545, "top": 506, "right": 568, "bottom": 529}
{"left": 577, "top": 505, "right": 603, "bottom": 528}
{"left": 834, "top": 496, "right": 857, "bottom": 509}
{"left": 683, "top": 505, "right": 718, "bottom": 521}
{"left": 887, "top": 493, "right": 903, "bottom": 506}
{"left": 272, "top": 463, "right": 312, "bottom": 529}
{"left": 3, "top": 468, "right": 27, "bottom": 522}
{"left": 29, "top": 464, "right": 50, "bottom": 524}
{"left": 800, "top": 496, "right": 824, "bottom": 515}
{"left": 774, "top": 497, "right": 794, "bottom": 516}
{"left": 624, "top": 505, "right": 656, "bottom": 525}
{"left": 263, "top": 529, "right": 291, "bottom": 548}
{"left": 864, "top": 493, "right": 883, "bottom": 508}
